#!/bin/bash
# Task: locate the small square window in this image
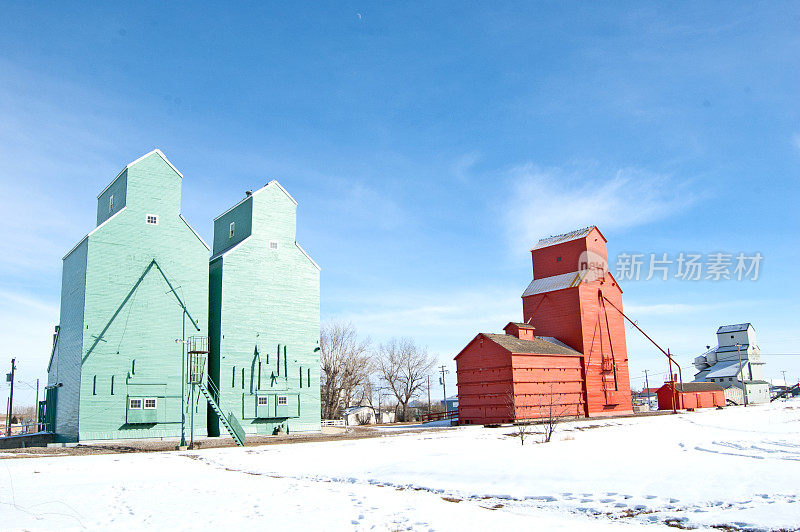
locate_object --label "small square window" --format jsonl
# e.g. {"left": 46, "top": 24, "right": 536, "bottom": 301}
{"left": 277, "top": 396, "right": 288, "bottom": 406}
{"left": 129, "top": 398, "right": 142, "bottom": 409}
{"left": 229, "top": 222, "right": 235, "bottom": 238}
{"left": 144, "top": 398, "right": 157, "bottom": 409}
{"left": 257, "top": 396, "right": 268, "bottom": 406}
{"left": 269, "top": 240, "right": 279, "bottom": 250}
{"left": 109, "top": 195, "right": 114, "bottom": 213}
{"left": 146, "top": 214, "right": 159, "bottom": 225}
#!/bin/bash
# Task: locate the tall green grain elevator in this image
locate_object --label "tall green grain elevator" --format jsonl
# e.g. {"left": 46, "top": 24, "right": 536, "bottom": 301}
{"left": 45, "top": 150, "right": 209, "bottom": 442}
{"left": 208, "top": 181, "right": 321, "bottom": 435}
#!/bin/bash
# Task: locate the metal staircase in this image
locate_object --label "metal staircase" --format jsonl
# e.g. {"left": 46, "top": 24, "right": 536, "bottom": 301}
{"left": 199, "top": 379, "right": 245, "bottom": 446}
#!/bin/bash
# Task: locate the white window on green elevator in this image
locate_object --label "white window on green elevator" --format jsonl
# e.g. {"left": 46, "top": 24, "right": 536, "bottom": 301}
{"left": 257, "top": 396, "right": 268, "bottom": 406}
{"left": 144, "top": 398, "right": 157, "bottom": 409}
{"left": 129, "top": 398, "right": 142, "bottom": 409}
{"left": 146, "top": 214, "right": 159, "bottom": 225}
{"left": 229, "top": 222, "right": 235, "bottom": 238}
{"left": 109, "top": 194, "right": 114, "bottom": 213}
{"left": 277, "top": 396, "right": 288, "bottom": 406}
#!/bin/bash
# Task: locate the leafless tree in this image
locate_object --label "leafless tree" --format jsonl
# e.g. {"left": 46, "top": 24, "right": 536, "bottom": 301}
{"left": 506, "top": 383, "right": 569, "bottom": 445}
{"left": 374, "top": 337, "right": 436, "bottom": 422}
{"left": 320, "top": 321, "right": 372, "bottom": 419}
{"left": 537, "top": 384, "right": 569, "bottom": 443}
{"left": 505, "top": 385, "right": 531, "bottom": 445}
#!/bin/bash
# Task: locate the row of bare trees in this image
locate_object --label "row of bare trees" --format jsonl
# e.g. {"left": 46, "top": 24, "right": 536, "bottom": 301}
{"left": 320, "top": 321, "right": 436, "bottom": 422}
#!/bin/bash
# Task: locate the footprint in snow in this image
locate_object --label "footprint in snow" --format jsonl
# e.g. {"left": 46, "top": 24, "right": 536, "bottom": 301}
{"left": 600, "top": 498, "right": 614, "bottom": 503}
{"left": 645, "top": 495, "right": 657, "bottom": 499}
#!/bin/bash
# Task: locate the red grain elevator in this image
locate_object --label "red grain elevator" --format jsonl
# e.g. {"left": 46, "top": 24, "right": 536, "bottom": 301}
{"left": 456, "top": 226, "right": 633, "bottom": 425}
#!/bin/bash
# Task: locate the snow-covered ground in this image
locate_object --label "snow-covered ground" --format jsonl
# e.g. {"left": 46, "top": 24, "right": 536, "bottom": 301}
{"left": 2, "top": 400, "right": 799, "bottom": 531}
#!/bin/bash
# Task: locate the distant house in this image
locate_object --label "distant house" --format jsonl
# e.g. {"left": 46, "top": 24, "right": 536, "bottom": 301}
{"left": 441, "top": 396, "right": 459, "bottom": 412}
{"left": 634, "top": 388, "right": 659, "bottom": 410}
{"left": 343, "top": 406, "right": 376, "bottom": 426}
{"left": 657, "top": 382, "right": 725, "bottom": 410}
{"left": 343, "top": 406, "right": 396, "bottom": 426}
{"left": 692, "top": 323, "right": 770, "bottom": 405}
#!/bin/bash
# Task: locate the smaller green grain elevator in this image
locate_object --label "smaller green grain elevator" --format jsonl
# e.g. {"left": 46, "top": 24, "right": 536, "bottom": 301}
{"left": 208, "top": 182, "right": 321, "bottom": 435}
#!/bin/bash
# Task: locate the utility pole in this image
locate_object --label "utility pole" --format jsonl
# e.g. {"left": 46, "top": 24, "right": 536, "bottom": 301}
{"left": 781, "top": 370, "right": 787, "bottom": 385}
{"left": 438, "top": 365, "right": 449, "bottom": 411}
{"left": 6, "top": 358, "right": 16, "bottom": 436}
{"left": 643, "top": 370, "right": 650, "bottom": 410}
{"left": 426, "top": 375, "right": 431, "bottom": 415}
{"left": 736, "top": 343, "right": 747, "bottom": 407}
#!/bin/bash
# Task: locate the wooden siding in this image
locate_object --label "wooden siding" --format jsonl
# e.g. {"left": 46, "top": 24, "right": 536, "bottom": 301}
{"left": 55, "top": 151, "right": 210, "bottom": 441}
{"left": 96, "top": 170, "right": 127, "bottom": 226}
{"left": 47, "top": 238, "right": 88, "bottom": 442}
{"left": 532, "top": 227, "right": 607, "bottom": 280}
{"left": 456, "top": 335, "right": 585, "bottom": 425}
{"left": 577, "top": 273, "right": 633, "bottom": 416}
{"left": 209, "top": 182, "right": 321, "bottom": 435}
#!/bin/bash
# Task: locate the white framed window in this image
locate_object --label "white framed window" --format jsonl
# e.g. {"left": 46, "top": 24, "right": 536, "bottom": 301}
{"left": 229, "top": 222, "right": 235, "bottom": 238}
{"left": 269, "top": 240, "right": 279, "bottom": 250}
{"left": 144, "top": 398, "right": 157, "bottom": 409}
{"left": 146, "top": 214, "right": 159, "bottom": 225}
{"left": 109, "top": 195, "right": 114, "bottom": 213}
{"left": 257, "top": 396, "right": 268, "bottom": 406}
{"left": 277, "top": 396, "right": 288, "bottom": 406}
{"left": 129, "top": 398, "right": 142, "bottom": 409}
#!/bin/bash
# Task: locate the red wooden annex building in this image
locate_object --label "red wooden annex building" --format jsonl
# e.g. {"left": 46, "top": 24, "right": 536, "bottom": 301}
{"left": 657, "top": 382, "right": 725, "bottom": 411}
{"left": 456, "top": 226, "right": 633, "bottom": 425}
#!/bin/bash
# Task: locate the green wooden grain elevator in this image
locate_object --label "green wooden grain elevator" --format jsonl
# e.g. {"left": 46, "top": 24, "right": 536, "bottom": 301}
{"left": 45, "top": 150, "right": 210, "bottom": 442}
{"left": 208, "top": 182, "right": 321, "bottom": 436}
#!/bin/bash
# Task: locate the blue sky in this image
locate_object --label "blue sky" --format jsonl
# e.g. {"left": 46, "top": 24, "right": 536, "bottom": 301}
{"left": 1, "top": 2, "right": 798, "bottom": 406}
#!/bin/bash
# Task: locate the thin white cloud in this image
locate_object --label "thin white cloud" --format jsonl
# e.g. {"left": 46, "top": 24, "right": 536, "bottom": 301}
{"left": 328, "top": 286, "right": 521, "bottom": 352}
{"left": 503, "top": 164, "right": 699, "bottom": 253}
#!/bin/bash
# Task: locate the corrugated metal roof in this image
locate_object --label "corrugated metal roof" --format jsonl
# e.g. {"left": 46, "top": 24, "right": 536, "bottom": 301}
{"left": 668, "top": 382, "right": 724, "bottom": 392}
{"left": 531, "top": 226, "right": 596, "bottom": 250}
{"left": 716, "top": 345, "right": 750, "bottom": 353}
{"left": 705, "top": 360, "right": 741, "bottom": 379}
{"left": 482, "top": 333, "right": 581, "bottom": 356}
{"left": 522, "top": 270, "right": 588, "bottom": 297}
{"left": 717, "top": 323, "right": 752, "bottom": 334}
